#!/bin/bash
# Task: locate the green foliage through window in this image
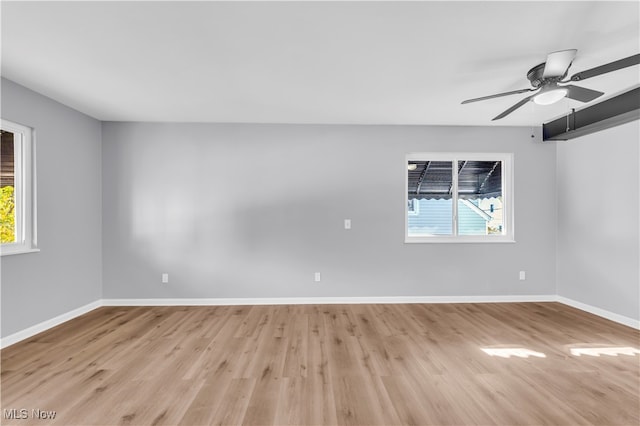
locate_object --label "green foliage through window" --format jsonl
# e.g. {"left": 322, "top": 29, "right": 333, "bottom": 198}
{"left": 1, "top": 185, "right": 16, "bottom": 243}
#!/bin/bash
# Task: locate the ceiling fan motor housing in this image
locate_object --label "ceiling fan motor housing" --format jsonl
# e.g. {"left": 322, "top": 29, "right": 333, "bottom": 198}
{"left": 527, "top": 62, "right": 566, "bottom": 88}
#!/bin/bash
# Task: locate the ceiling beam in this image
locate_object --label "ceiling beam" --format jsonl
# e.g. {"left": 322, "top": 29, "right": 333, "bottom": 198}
{"left": 543, "top": 87, "right": 639, "bottom": 141}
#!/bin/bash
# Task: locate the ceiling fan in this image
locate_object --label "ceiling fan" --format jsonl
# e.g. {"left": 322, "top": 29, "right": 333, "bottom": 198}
{"left": 462, "top": 50, "right": 640, "bottom": 120}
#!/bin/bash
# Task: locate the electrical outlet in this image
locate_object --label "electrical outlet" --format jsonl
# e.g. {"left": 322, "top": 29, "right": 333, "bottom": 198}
{"left": 314, "top": 272, "right": 321, "bottom": 282}
{"left": 344, "top": 219, "right": 351, "bottom": 230}
{"left": 519, "top": 271, "right": 526, "bottom": 281}
{"left": 162, "top": 273, "right": 169, "bottom": 283}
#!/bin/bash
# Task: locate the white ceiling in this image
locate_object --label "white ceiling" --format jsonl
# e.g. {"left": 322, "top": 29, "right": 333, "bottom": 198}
{"left": 2, "top": 1, "right": 639, "bottom": 126}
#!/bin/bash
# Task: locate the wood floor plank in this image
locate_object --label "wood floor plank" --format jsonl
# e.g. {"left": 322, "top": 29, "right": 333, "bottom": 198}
{"left": 332, "top": 375, "right": 400, "bottom": 425}
{"left": 208, "top": 378, "right": 256, "bottom": 426}
{"left": 282, "top": 313, "right": 309, "bottom": 379}
{"left": 1, "top": 302, "right": 638, "bottom": 425}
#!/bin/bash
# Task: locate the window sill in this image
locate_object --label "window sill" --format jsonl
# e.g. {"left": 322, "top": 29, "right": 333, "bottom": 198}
{"left": 405, "top": 238, "right": 516, "bottom": 244}
{"left": 1, "top": 247, "right": 40, "bottom": 256}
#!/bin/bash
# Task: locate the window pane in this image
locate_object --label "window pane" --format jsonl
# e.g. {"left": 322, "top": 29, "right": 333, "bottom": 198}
{"left": 1, "top": 130, "right": 16, "bottom": 243}
{"left": 407, "top": 161, "right": 453, "bottom": 236}
{"left": 457, "top": 160, "right": 503, "bottom": 236}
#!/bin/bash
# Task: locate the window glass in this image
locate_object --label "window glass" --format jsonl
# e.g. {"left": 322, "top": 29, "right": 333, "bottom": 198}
{"left": 457, "top": 160, "right": 503, "bottom": 236}
{"left": 406, "top": 154, "right": 512, "bottom": 243}
{"left": 407, "top": 161, "right": 453, "bottom": 236}
{"left": 1, "top": 130, "right": 17, "bottom": 243}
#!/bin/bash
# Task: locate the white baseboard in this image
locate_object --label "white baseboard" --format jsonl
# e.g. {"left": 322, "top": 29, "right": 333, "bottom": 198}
{"left": 0, "top": 300, "right": 102, "bottom": 349}
{"left": 101, "top": 294, "right": 557, "bottom": 307}
{"left": 2, "top": 294, "right": 636, "bottom": 348}
{"left": 556, "top": 296, "right": 640, "bottom": 330}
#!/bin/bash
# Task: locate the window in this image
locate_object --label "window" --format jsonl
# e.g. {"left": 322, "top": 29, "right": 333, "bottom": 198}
{"left": 406, "top": 153, "right": 513, "bottom": 243}
{"left": 1, "top": 119, "right": 37, "bottom": 255}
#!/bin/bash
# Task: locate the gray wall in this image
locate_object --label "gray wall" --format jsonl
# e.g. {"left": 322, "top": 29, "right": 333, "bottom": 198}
{"left": 5, "top": 79, "right": 637, "bottom": 336}
{"left": 102, "top": 122, "right": 556, "bottom": 299}
{"left": 1, "top": 79, "right": 102, "bottom": 337}
{"left": 557, "top": 120, "right": 640, "bottom": 321}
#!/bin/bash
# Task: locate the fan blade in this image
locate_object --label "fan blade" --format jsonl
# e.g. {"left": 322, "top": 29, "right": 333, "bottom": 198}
{"left": 492, "top": 95, "right": 535, "bottom": 121}
{"left": 564, "top": 84, "right": 604, "bottom": 102}
{"left": 543, "top": 49, "right": 577, "bottom": 78}
{"left": 570, "top": 54, "right": 640, "bottom": 81}
{"left": 461, "top": 88, "right": 534, "bottom": 104}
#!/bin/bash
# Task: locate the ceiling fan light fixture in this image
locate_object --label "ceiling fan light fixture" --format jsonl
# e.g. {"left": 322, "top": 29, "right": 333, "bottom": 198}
{"left": 533, "top": 87, "right": 568, "bottom": 105}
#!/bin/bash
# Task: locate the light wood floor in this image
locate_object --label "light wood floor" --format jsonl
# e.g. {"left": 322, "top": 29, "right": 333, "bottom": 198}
{"left": 1, "top": 302, "right": 638, "bottom": 425}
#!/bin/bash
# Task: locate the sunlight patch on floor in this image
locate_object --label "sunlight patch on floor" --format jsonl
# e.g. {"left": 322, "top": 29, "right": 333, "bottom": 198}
{"left": 570, "top": 347, "right": 640, "bottom": 357}
{"left": 480, "top": 347, "right": 546, "bottom": 358}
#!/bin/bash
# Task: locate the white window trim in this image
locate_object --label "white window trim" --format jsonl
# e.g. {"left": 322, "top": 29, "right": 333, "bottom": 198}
{"left": 405, "top": 152, "right": 514, "bottom": 243}
{"left": 1, "top": 119, "right": 38, "bottom": 256}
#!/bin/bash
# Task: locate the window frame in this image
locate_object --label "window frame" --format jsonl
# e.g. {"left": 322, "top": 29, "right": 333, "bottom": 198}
{"left": 1, "top": 119, "right": 38, "bottom": 256}
{"left": 405, "top": 152, "right": 514, "bottom": 243}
